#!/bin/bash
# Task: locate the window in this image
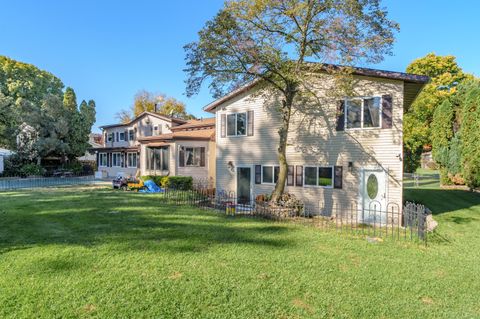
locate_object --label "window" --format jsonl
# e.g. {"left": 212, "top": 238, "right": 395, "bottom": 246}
{"left": 129, "top": 130, "right": 134, "bottom": 141}
{"left": 345, "top": 97, "right": 381, "bottom": 129}
{"left": 146, "top": 147, "right": 169, "bottom": 172}
{"left": 227, "top": 112, "right": 247, "bottom": 136}
{"left": 119, "top": 132, "right": 125, "bottom": 141}
{"left": 182, "top": 147, "right": 203, "bottom": 166}
{"left": 112, "top": 153, "right": 123, "bottom": 167}
{"left": 99, "top": 153, "right": 107, "bottom": 167}
{"left": 304, "top": 166, "right": 334, "bottom": 188}
{"left": 153, "top": 125, "right": 162, "bottom": 135}
{"left": 127, "top": 152, "right": 137, "bottom": 168}
{"left": 262, "top": 165, "right": 280, "bottom": 184}
{"left": 107, "top": 133, "right": 113, "bottom": 142}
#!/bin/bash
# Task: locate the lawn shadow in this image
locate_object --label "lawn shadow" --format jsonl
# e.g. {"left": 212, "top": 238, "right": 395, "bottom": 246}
{"left": 403, "top": 188, "right": 480, "bottom": 215}
{"left": 0, "top": 189, "right": 296, "bottom": 255}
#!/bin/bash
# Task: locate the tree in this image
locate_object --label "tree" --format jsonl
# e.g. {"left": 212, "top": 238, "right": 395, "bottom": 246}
{"left": 184, "top": 0, "right": 398, "bottom": 201}
{"left": 0, "top": 93, "right": 16, "bottom": 148}
{"left": 460, "top": 80, "right": 480, "bottom": 189}
{"left": 116, "top": 90, "right": 195, "bottom": 122}
{"left": 0, "top": 56, "right": 95, "bottom": 167}
{"left": 403, "top": 53, "right": 471, "bottom": 172}
{"left": 0, "top": 56, "right": 64, "bottom": 105}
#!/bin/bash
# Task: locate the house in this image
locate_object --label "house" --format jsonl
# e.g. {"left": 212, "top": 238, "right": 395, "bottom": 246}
{"left": 79, "top": 133, "right": 103, "bottom": 162}
{"left": 92, "top": 112, "right": 215, "bottom": 185}
{"left": 0, "top": 148, "right": 13, "bottom": 174}
{"left": 204, "top": 65, "right": 429, "bottom": 218}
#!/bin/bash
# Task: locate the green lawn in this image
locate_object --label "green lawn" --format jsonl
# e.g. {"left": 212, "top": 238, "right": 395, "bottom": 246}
{"left": 0, "top": 185, "right": 479, "bottom": 318}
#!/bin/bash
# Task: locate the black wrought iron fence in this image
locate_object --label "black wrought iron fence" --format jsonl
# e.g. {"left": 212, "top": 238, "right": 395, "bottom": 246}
{"left": 157, "top": 187, "right": 428, "bottom": 244}
{"left": 0, "top": 173, "right": 96, "bottom": 191}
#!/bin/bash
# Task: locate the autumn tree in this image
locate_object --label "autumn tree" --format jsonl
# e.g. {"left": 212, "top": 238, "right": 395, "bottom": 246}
{"left": 184, "top": 0, "right": 398, "bottom": 201}
{"left": 403, "top": 53, "right": 471, "bottom": 172}
{"left": 116, "top": 90, "right": 195, "bottom": 122}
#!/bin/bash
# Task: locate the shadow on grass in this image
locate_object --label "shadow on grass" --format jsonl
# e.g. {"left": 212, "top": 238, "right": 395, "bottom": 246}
{"left": 0, "top": 189, "right": 295, "bottom": 255}
{"left": 404, "top": 188, "right": 480, "bottom": 215}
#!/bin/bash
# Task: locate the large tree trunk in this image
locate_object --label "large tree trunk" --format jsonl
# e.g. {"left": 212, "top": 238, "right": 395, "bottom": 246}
{"left": 271, "top": 89, "right": 295, "bottom": 202}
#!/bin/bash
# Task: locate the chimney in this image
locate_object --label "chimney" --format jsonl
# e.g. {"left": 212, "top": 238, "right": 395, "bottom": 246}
{"left": 154, "top": 103, "right": 159, "bottom": 113}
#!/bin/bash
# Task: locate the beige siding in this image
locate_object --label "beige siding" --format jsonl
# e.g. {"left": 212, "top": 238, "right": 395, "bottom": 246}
{"left": 175, "top": 141, "right": 214, "bottom": 183}
{"left": 215, "top": 74, "right": 404, "bottom": 211}
{"left": 103, "top": 115, "right": 174, "bottom": 148}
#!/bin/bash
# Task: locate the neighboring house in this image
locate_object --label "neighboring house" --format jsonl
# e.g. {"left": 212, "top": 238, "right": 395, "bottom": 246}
{"left": 79, "top": 134, "right": 103, "bottom": 162}
{"left": 138, "top": 117, "right": 216, "bottom": 185}
{"left": 0, "top": 148, "right": 13, "bottom": 174}
{"left": 205, "top": 65, "right": 428, "bottom": 217}
{"left": 92, "top": 112, "right": 215, "bottom": 185}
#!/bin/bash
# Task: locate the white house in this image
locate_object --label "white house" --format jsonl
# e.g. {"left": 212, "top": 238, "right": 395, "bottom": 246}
{"left": 0, "top": 148, "right": 13, "bottom": 174}
{"left": 204, "top": 64, "right": 429, "bottom": 218}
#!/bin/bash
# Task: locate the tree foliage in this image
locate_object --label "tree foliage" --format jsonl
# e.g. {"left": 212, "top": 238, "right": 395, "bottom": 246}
{"left": 185, "top": 0, "right": 398, "bottom": 200}
{"left": 0, "top": 56, "right": 96, "bottom": 167}
{"left": 116, "top": 90, "right": 195, "bottom": 123}
{"left": 403, "top": 53, "right": 471, "bottom": 172}
{"left": 459, "top": 80, "right": 480, "bottom": 188}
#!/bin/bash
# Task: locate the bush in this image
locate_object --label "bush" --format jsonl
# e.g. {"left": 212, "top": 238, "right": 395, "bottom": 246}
{"left": 160, "top": 176, "right": 193, "bottom": 190}
{"left": 140, "top": 175, "right": 164, "bottom": 186}
{"left": 20, "top": 163, "right": 45, "bottom": 177}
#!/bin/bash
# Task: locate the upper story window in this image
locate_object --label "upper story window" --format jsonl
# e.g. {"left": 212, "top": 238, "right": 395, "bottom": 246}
{"left": 129, "top": 130, "right": 134, "bottom": 141}
{"left": 227, "top": 113, "right": 247, "bottom": 136}
{"left": 107, "top": 133, "right": 113, "bottom": 142}
{"left": 345, "top": 97, "right": 381, "bottom": 129}
{"left": 262, "top": 165, "right": 280, "bottom": 184}
{"left": 119, "top": 132, "right": 125, "bottom": 141}
{"left": 304, "top": 166, "right": 334, "bottom": 188}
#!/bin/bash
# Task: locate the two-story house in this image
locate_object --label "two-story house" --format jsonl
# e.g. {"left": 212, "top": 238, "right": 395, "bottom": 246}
{"left": 93, "top": 112, "right": 216, "bottom": 186}
{"left": 204, "top": 65, "right": 428, "bottom": 219}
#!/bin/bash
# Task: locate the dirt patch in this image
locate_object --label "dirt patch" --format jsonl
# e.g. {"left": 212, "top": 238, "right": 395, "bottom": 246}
{"left": 168, "top": 271, "right": 183, "bottom": 280}
{"left": 292, "top": 298, "right": 314, "bottom": 314}
{"left": 421, "top": 296, "right": 434, "bottom": 305}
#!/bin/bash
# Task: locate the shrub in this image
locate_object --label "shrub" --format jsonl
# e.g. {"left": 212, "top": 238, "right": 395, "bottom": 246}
{"left": 20, "top": 163, "right": 45, "bottom": 177}
{"left": 140, "top": 175, "right": 164, "bottom": 186}
{"left": 160, "top": 176, "right": 193, "bottom": 190}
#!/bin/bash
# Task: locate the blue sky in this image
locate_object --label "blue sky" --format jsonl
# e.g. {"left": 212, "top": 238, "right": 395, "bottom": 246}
{"left": 1, "top": 0, "right": 478, "bottom": 132}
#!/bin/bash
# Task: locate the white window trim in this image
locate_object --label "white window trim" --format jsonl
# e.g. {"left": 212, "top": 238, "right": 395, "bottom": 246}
{"left": 344, "top": 96, "right": 382, "bottom": 131}
{"left": 112, "top": 152, "right": 122, "bottom": 167}
{"left": 261, "top": 165, "right": 280, "bottom": 185}
{"left": 119, "top": 132, "right": 125, "bottom": 141}
{"left": 99, "top": 153, "right": 107, "bottom": 168}
{"left": 128, "top": 130, "right": 135, "bottom": 141}
{"left": 226, "top": 112, "right": 248, "bottom": 137}
{"left": 127, "top": 152, "right": 137, "bottom": 168}
{"left": 303, "top": 166, "right": 334, "bottom": 188}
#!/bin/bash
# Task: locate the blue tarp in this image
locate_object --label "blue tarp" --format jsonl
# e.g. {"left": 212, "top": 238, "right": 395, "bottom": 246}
{"left": 139, "top": 180, "right": 164, "bottom": 193}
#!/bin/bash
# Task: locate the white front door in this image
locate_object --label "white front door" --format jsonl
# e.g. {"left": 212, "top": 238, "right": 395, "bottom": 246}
{"left": 361, "top": 169, "right": 387, "bottom": 224}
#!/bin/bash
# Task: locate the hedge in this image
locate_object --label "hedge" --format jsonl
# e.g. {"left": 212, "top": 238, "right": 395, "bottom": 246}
{"left": 140, "top": 175, "right": 193, "bottom": 190}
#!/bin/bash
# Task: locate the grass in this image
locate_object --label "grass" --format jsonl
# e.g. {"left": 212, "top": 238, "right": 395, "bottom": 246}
{"left": 0, "top": 185, "right": 479, "bottom": 318}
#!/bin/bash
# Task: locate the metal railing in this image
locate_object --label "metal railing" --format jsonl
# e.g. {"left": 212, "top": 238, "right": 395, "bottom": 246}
{"left": 157, "top": 187, "right": 428, "bottom": 244}
{"left": 0, "top": 173, "right": 96, "bottom": 191}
